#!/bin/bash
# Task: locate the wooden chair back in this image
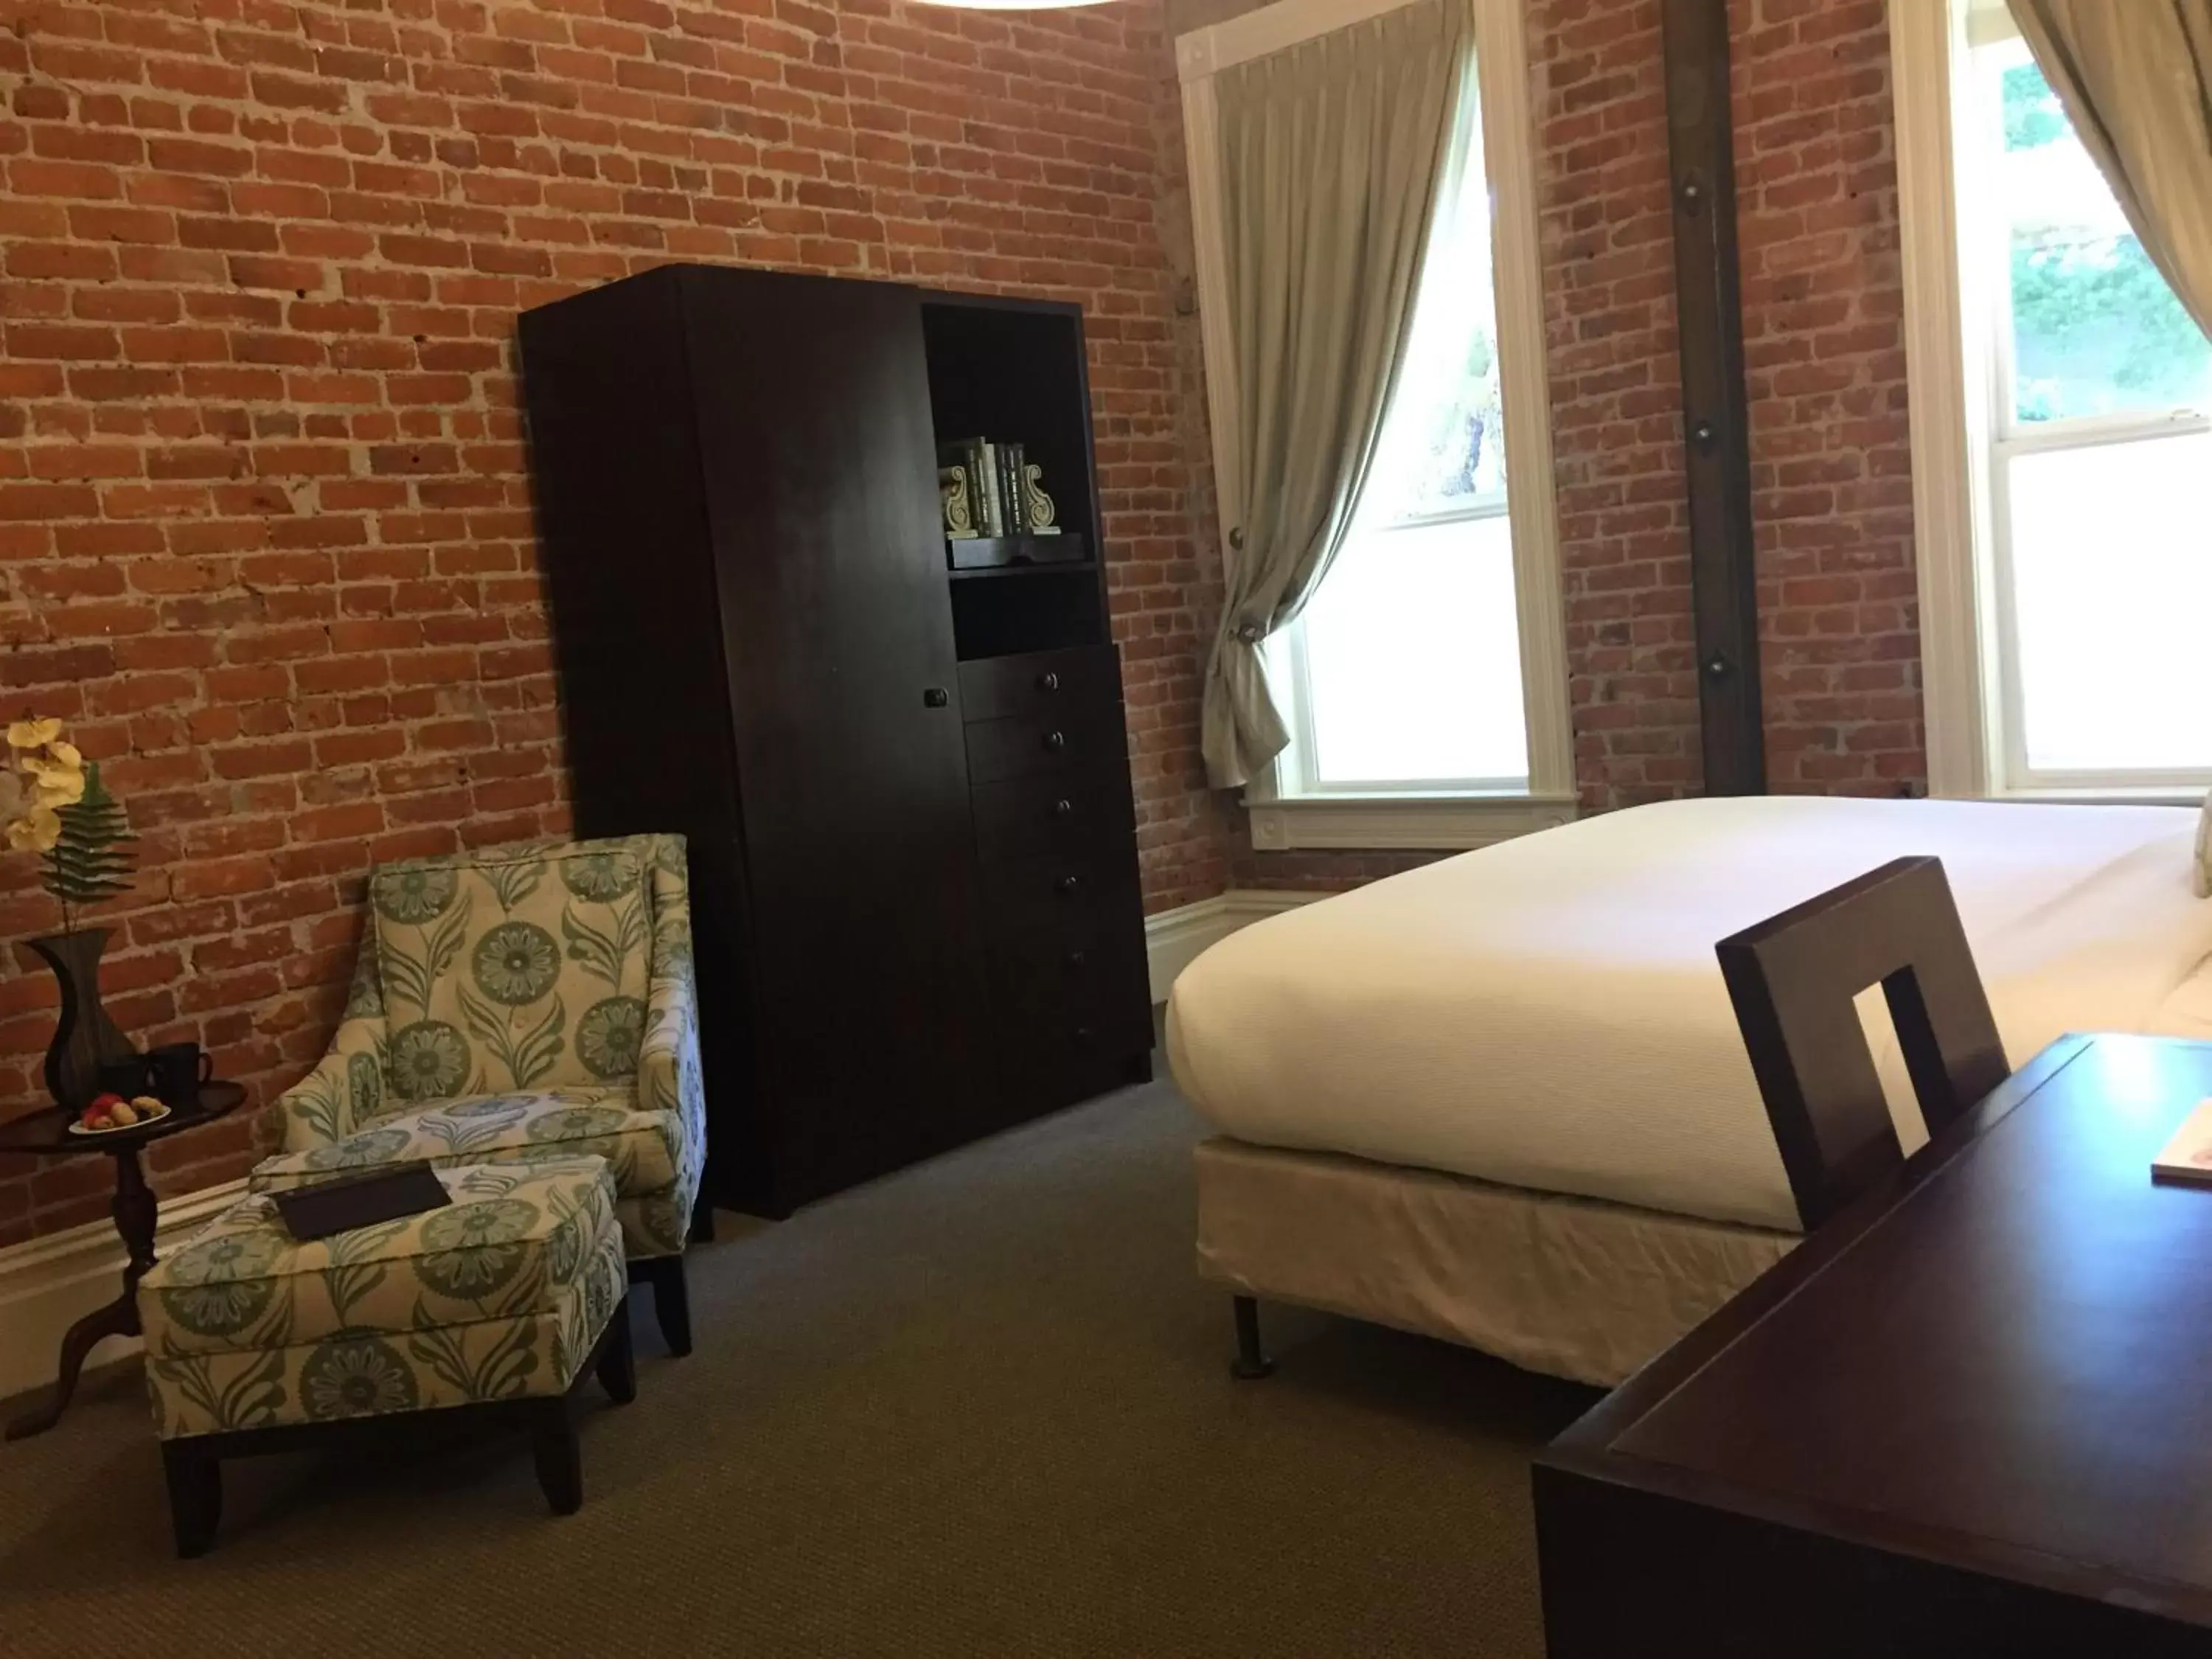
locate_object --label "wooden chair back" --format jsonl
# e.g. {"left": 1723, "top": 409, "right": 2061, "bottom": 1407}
{"left": 1716, "top": 856, "right": 2010, "bottom": 1231}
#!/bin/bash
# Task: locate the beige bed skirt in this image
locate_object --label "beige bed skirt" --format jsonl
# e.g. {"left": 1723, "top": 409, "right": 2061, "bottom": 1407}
{"left": 1194, "top": 1137, "right": 1798, "bottom": 1388}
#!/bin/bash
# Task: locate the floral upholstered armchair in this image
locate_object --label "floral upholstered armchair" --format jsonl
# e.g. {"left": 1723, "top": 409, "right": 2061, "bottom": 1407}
{"left": 251, "top": 833, "right": 706, "bottom": 1354}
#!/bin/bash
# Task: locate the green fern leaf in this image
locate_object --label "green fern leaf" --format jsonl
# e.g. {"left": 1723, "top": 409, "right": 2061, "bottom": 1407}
{"left": 40, "top": 762, "right": 136, "bottom": 911}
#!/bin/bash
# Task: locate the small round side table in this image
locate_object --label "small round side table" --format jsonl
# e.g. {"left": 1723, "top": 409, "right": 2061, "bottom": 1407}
{"left": 0, "top": 1082, "right": 247, "bottom": 1440}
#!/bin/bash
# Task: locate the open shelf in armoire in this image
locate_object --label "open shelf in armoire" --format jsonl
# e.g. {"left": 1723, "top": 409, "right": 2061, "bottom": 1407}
{"left": 919, "top": 294, "right": 1110, "bottom": 664}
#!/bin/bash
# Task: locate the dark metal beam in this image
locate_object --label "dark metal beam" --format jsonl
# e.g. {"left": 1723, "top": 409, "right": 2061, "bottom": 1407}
{"left": 1662, "top": 0, "right": 1765, "bottom": 795}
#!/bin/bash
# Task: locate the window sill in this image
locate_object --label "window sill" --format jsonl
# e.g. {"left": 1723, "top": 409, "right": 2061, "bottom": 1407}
{"left": 1243, "top": 790, "right": 1579, "bottom": 852}
{"left": 1982, "top": 785, "right": 2208, "bottom": 808}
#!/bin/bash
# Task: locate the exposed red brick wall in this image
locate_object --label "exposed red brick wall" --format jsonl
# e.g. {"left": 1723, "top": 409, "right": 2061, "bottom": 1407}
{"left": 1538, "top": 0, "right": 1700, "bottom": 812}
{"left": 0, "top": 0, "right": 1221, "bottom": 1244}
{"left": 1731, "top": 0, "right": 1921, "bottom": 796}
{"left": 1220, "top": 840, "right": 1437, "bottom": 892}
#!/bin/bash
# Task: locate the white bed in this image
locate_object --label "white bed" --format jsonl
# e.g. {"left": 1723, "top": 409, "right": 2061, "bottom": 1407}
{"left": 1168, "top": 796, "right": 2212, "bottom": 1382}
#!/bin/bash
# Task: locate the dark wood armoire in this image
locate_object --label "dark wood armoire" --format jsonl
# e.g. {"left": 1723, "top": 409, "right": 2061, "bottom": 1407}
{"left": 517, "top": 265, "right": 1152, "bottom": 1218}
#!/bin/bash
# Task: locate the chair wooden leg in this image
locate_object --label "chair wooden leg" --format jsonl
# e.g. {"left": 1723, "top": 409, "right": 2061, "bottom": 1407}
{"left": 596, "top": 1295, "right": 637, "bottom": 1405}
{"left": 653, "top": 1255, "right": 692, "bottom": 1357}
{"left": 630, "top": 1254, "right": 692, "bottom": 1357}
{"left": 161, "top": 1440, "right": 222, "bottom": 1559}
{"left": 531, "top": 1401, "right": 582, "bottom": 1516}
{"left": 687, "top": 1189, "right": 714, "bottom": 1246}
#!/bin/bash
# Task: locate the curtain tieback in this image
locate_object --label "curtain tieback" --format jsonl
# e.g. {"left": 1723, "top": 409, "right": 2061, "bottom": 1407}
{"left": 1233, "top": 620, "right": 1265, "bottom": 644}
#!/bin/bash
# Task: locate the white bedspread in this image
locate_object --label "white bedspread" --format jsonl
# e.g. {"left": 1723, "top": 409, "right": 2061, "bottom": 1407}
{"left": 1167, "top": 796, "right": 2212, "bottom": 1233}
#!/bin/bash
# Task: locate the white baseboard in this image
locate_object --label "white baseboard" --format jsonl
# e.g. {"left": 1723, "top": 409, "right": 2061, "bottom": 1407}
{"left": 1145, "top": 888, "right": 1322, "bottom": 1004}
{"left": 0, "top": 1176, "right": 246, "bottom": 1405}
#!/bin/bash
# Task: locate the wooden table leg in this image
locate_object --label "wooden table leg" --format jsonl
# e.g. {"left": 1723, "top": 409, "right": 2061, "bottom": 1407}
{"left": 6, "top": 1148, "right": 156, "bottom": 1441}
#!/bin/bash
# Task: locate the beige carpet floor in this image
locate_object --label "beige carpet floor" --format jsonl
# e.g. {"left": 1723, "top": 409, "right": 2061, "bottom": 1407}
{"left": 0, "top": 1073, "right": 1596, "bottom": 1658}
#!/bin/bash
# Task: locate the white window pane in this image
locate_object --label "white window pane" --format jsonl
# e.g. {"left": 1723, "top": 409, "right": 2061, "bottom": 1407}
{"left": 1990, "top": 56, "right": 2212, "bottom": 423}
{"left": 1359, "top": 74, "right": 1507, "bottom": 523}
{"left": 1301, "top": 515, "right": 1527, "bottom": 786}
{"left": 2008, "top": 432, "right": 2212, "bottom": 773}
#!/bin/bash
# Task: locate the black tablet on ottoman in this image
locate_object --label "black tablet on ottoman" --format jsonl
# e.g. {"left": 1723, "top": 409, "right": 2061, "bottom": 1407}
{"left": 272, "top": 1161, "right": 450, "bottom": 1242}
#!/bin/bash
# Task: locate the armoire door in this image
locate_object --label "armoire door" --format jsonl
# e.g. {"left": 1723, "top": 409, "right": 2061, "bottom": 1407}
{"left": 517, "top": 269, "right": 764, "bottom": 1212}
{"left": 678, "top": 267, "right": 988, "bottom": 1208}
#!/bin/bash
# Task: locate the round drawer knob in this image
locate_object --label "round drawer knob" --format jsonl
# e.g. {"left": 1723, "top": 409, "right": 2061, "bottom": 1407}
{"left": 1065, "top": 949, "right": 1088, "bottom": 970}
{"left": 1073, "top": 1025, "right": 1096, "bottom": 1045}
{"left": 1056, "top": 874, "right": 1081, "bottom": 897}
{"left": 1043, "top": 729, "right": 1067, "bottom": 752}
{"left": 1051, "top": 798, "right": 1074, "bottom": 818}
{"left": 1038, "top": 671, "right": 1061, "bottom": 692}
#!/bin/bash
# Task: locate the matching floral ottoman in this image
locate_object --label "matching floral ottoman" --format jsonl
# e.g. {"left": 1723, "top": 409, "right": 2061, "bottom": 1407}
{"left": 136, "top": 1155, "right": 633, "bottom": 1557}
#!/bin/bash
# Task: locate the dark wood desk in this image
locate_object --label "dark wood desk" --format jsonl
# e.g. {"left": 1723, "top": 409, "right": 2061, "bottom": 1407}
{"left": 1536, "top": 1034, "right": 2212, "bottom": 1658}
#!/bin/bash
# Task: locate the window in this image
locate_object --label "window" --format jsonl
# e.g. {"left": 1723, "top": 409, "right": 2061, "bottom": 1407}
{"left": 1900, "top": 1, "right": 2212, "bottom": 797}
{"left": 1178, "top": 0, "right": 1573, "bottom": 850}
{"left": 1969, "top": 38, "right": 2212, "bottom": 787}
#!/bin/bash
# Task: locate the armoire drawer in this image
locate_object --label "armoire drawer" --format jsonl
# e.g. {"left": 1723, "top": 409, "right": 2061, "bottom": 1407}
{"left": 971, "top": 769, "right": 1135, "bottom": 864}
{"left": 989, "top": 907, "right": 1147, "bottom": 1008}
{"left": 979, "top": 851, "right": 1138, "bottom": 943}
{"left": 958, "top": 645, "right": 1121, "bottom": 724}
{"left": 994, "top": 1009, "right": 1155, "bottom": 1121}
{"left": 964, "top": 706, "right": 1124, "bottom": 785}
{"left": 990, "top": 939, "right": 1146, "bottom": 1034}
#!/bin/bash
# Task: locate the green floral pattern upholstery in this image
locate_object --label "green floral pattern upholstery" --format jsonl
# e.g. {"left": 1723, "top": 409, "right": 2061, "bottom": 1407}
{"left": 139, "top": 1158, "right": 626, "bottom": 1441}
{"left": 372, "top": 839, "right": 653, "bottom": 1099}
{"left": 636, "top": 840, "right": 706, "bottom": 1257}
{"left": 248, "top": 1085, "right": 684, "bottom": 1256}
{"left": 274, "top": 942, "right": 390, "bottom": 1150}
{"left": 268, "top": 834, "right": 704, "bottom": 1261}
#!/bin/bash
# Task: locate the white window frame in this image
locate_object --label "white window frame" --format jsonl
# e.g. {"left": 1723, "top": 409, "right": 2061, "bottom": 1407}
{"left": 1177, "top": 0, "right": 1576, "bottom": 852}
{"left": 1894, "top": 0, "right": 2212, "bottom": 804}
{"left": 1270, "top": 489, "right": 1519, "bottom": 802}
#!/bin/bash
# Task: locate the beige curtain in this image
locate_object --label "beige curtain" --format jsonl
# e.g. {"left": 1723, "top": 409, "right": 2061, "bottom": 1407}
{"left": 2011, "top": 0, "right": 2212, "bottom": 338}
{"left": 1200, "top": 0, "right": 1472, "bottom": 789}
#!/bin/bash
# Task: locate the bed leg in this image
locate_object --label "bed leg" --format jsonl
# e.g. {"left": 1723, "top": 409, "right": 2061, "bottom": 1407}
{"left": 1231, "top": 1293, "right": 1275, "bottom": 1380}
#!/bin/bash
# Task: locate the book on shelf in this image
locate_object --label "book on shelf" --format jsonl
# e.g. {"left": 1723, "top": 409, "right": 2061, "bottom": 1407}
{"left": 978, "top": 439, "right": 1004, "bottom": 536}
{"left": 1006, "top": 442, "right": 1030, "bottom": 535}
{"left": 939, "top": 437, "right": 1058, "bottom": 543}
{"left": 985, "top": 442, "right": 1008, "bottom": 535}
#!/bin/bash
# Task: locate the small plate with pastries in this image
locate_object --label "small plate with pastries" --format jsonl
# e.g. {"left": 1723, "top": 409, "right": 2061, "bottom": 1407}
{"left": 68, "top": 1094, "right": 173, "bottom": 1136}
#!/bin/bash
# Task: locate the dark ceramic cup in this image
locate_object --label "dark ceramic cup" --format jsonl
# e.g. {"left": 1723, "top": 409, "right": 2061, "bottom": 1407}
{"left": 145, "top": 1042, "right": 214, "bottom": 1106}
